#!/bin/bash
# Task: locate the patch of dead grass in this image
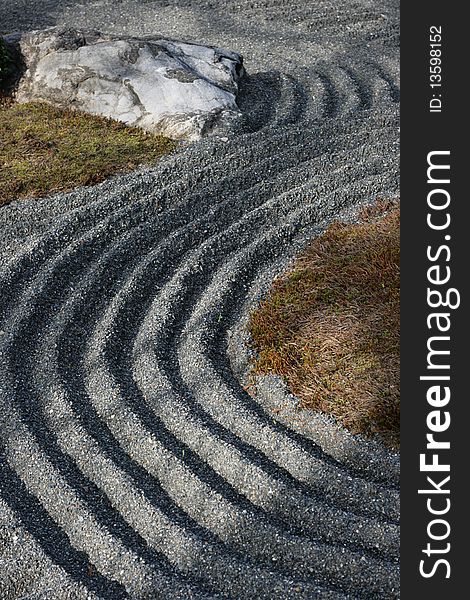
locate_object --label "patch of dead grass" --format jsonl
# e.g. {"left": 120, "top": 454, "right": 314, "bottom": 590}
{"left": 0, "top": 101, "right": 176, "bottom": 206}
{"left": 250, "top": 202, "right": 400, "bottom": 448}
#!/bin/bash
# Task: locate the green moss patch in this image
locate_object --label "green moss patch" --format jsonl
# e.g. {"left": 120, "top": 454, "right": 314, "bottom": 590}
{"left": 0, "top": 101, "right": 176, "bottom": 206}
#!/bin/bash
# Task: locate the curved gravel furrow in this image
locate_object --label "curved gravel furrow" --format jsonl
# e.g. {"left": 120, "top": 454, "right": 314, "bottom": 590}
{"left": 0, "top": 0, "right": 399, "bottom": 598}
{"left": 132, "top": 187, "right": 400, "bottom": 507}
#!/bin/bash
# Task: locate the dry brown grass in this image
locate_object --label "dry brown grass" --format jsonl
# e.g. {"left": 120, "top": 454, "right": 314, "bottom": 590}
{"left": 0, "top": 101, "right": 176, "bottom": 206}
{"left": 250, "top": 202, "right": 400, "bottom": 448}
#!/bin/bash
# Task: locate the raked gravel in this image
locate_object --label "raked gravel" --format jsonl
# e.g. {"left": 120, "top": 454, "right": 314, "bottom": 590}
{"left": 0, "top": 1, "right": 399, "bottom": 598}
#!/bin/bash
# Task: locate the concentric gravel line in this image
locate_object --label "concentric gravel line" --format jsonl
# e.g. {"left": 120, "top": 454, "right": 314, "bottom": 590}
{"left": 1, "top": 182, "right": 380, "bottom": 596}
{"left": 3, "top": 319, "right": 351, "bottom": 599}
{"left": 133, "top": 178, "right": 400, "bottom": 516}
{"left": 82, "top": 211, "right": 399, "bottom": 595}
{"left": 1, "top": 163, "right": 398, "bottom": 596}
{"left": 0, "top": 110, "right": 398, "bottom": 259}
{"left": 224, "top": 255, "right": 400, "bottom": 484}
{"left": 1, "top": 0, "right": 399, "bottom": 598}
{"left": 0, "top": 115, "right": 396, "bottom": 267}
{"left": 91, "top": 171, "right": 398, "bottom": 524}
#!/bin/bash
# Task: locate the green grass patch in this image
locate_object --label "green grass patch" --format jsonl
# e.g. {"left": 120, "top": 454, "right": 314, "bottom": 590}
{"left": 0, "top": 101, "right": 176, "bottom": 206}
{"left": 249, "top": 201, "right": 400, "bottom": 448}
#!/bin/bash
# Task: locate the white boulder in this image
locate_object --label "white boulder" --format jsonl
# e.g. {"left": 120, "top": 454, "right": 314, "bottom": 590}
{"left": 14, "top": 28, "right": 245, "bottom": 140}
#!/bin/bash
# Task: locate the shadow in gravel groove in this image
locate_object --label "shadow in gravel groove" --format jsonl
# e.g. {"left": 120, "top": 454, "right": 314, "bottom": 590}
{"left": 126, "top": 213, "right": 400, "bottom": 509}
{"left": 315, "top": 71, "right": 341, "bottom": 118}
{"left": 340, "top": 65, "right": 373, "bottom": 110}
{"left": 159, "top": 239, "right": 401, "bottom": 501}
{"left": 0, "top": 449, "right": 128, "bottom": 600}
{"left": 0, "top": 162, "right": 396, "bottom": 584}
{"left": 0, "top": 222, "right": 227, "bottom": 597}
{"left": 236, "top": 72, "right": 283, "bottom": 132}
{"left": 3, "top": 355, "right": 222, "bottom": 593}
{"left": 375, "top": 65, "right": 400, "bottom": 103}
{"left": 237, "top": 71, "right": 310, "bottom": 132}
{"left": 0, "top": 196, "right": 355, "bottom": 589}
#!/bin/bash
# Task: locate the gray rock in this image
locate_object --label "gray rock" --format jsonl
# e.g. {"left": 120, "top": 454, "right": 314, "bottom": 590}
{"left": 14, "top": 28, "right": 245, "bottom": 140}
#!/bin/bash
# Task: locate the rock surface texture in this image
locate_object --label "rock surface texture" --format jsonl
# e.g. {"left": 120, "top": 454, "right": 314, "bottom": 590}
{"left": 0, "top": 1, "right": 400, "bottom": 599}
{"left": 15, "top": 28, "right": 245, "bottom": 140}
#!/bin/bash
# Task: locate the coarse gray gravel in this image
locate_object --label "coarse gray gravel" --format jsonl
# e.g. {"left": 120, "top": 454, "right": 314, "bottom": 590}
{"left": 0, "top": 1, "right": 400, "bottom": 598}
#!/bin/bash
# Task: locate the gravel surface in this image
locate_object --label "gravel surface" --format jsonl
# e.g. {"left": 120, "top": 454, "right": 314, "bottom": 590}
{"left": 0, "top": 1, "right": 400, "bottom": 598}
